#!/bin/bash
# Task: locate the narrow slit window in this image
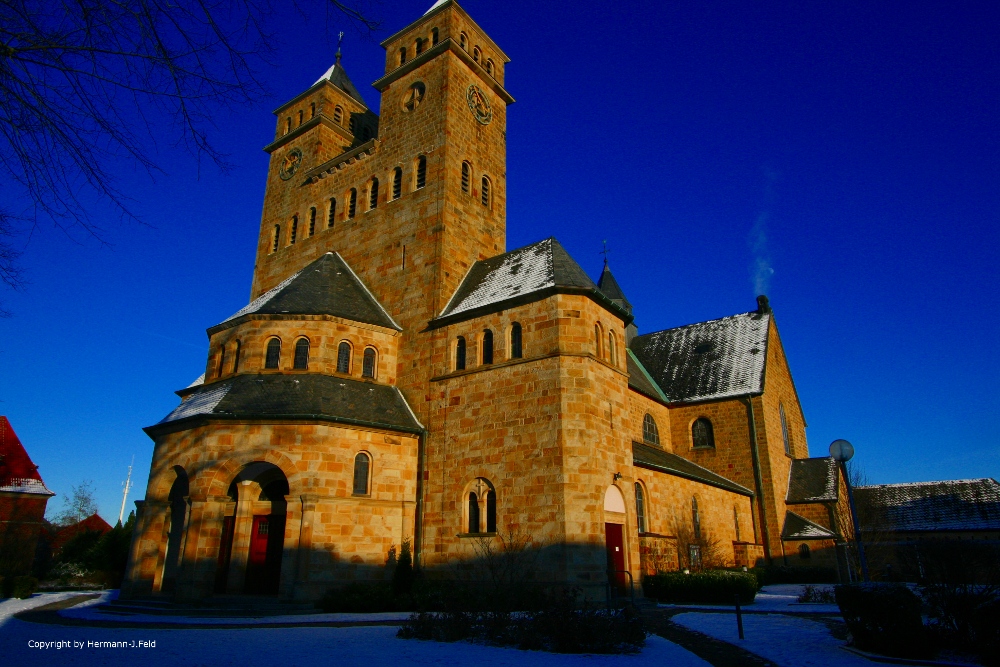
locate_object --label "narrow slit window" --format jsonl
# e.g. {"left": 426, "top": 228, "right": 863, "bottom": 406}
{"left": 635, "top": 483, "right": 646, "bottom": 533}
{"left": 337, "top": 342, "right": 351, "bottom": 374}
{"left": 232, "top": 340, "right": 241, "bottom": 373}
{"left": 271, "top": 225, "right": 281, "bottom": 253}
{"left": 692, "top": 497, "right": 701, "bottom": 539}
{"left": 334, "top": 106, "right": 343, "bottom": 124}
{"left": 510, "top": 322, "right": 522, "bottom": 359}
{"left": 309, "top": 102, "right": 315, "bottom": 119}
{"left": 399, "top": 47, "right": 406, "bottom": 65}
{"left": 309, "top": 207, "right": 316, "bottom": 236}
{"left": 431, "top": 28, "right": 439, "bottom": 46}
{"left": 416, "top": 156, "right": 427, "bottom": 189}
{"left": 327, "top": 198, "right": 336, "bottom": 227}
{"left": 217, "top": 346, "right": 226, "bottom": 378}
{"left": 780, "top": 404, "right": 791, "bottom": 455}
{"left": 461, "top": 161, "right": 471, "bottom": 193}
{"left": 289, "top": 215, "right": 298, "bottom": 244}
{"left": 481, "top": 176, "right": 491, "bottom": 207}
{"left": 459, "top": 33, "right": 467, "bottom": 50}
{"left": 293, "top": 338, "right": 309, "bottom": 370}
{"left": 415, "top": 38, "right": 423, "bottom": 56}
{"left": 455, "top": 336, "right": 466, "bottom": 371}
{"left": 369, "top": 178, "right": 379, "bottom": 210}
{"left": 392, "top": 167, "right": 402, "bottom": 200}
{"left": 481, "top": 329, "right": 493, "bottom": 365}
{"left": 348, "top": 189, "right": 357, "bottom": 218}
{"left": 486, "top": 59, "right": 494, "bottom": 76}
{"left": 468, "top": 492, "right": 479, "bottom": 533}
{"left": 265, "top": 338, "right": 281, "bottom": 369}
{"left": 284, "top": 117, "right": 291, "bottom": 134}
{"left": 353, "top": 453, "right": 370, "bottom": 495}
{"left": 473, "top": 47, "right": 481, "bottom": 63}
{"left": 362, "top": 348, "right": 376, "bottom": 378}
{"left": 608, "top": 333, "right": 617, "bottom": 365}
{"left": 486, "top": 490, "right": 496, "bottom": 533}
{"left": 297, "top": 110, "right": 303, "bottom": 126}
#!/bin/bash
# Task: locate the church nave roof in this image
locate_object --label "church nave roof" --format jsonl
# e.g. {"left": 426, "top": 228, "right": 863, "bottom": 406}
{"left": 632, "top": 441, "right": 753, "bottom": 496}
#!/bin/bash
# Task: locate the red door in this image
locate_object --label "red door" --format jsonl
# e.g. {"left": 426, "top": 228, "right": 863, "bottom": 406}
{"left": 605, "top": 523, "right": 627, "bottom": 590}
{"left": 244, "top": 514, "right": 284, "bottom": 595}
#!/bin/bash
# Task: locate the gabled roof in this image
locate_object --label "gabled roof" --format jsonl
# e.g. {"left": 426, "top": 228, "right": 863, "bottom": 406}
{"left": 597, "top": 264, "right": 632, "bottom": 314}
{"left": 212, "top": 253, "right": 400, "bottom": 332}
{"left": 0, "top": 416, "right": 54, "bottom": 496}
{"left": 781, "top": 511, "right": 838, "bottom": 540}
{"left": 632, "top": 441, "right": 753, "bottom": 496}
{"left": 434, "top": 237, "right": 630, "bottom": 325}
{"left": 626, "top": 350, "right": 668, "bottom": 403}
{"left": 148, "top": 374, "right": 423, "bottom": 436}
{"left": 854, "top": 478, "right": 1000, "bottom": 533}
{"left": 313, "top": 61, "right": 367, "bottom": 108}
{"left": 630, "top": 310, "right": 770, "bottom": 404}
{"left": 786, "top": 457, "right": 840, "bottom": 504}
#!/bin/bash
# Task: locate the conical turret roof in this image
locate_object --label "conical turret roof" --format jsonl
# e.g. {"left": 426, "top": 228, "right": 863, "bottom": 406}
{"left": 313, "top": 61, "right": 367, "bottom": 108}
{"left": 597, "top": 264, "right": 632, "bottom": 314}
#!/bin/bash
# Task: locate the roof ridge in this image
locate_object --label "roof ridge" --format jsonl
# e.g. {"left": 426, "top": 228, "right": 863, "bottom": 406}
{"left": 857, "top": 478, "right": 999, "bottom": 489}
{"left": 635, "top": 309, "right": 768, "bottom": 340}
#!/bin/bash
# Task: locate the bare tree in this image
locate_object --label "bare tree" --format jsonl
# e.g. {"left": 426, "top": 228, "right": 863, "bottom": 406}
{"left": 51, "top": 480, "right": 100, "bottom": 526}
{"left": 0, "top": 0, "right": 381, "bottom": 313}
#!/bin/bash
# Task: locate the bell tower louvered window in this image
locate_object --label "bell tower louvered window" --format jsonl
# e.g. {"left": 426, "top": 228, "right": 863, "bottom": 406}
{"left": 308, "top": 207, "right": 316, "bottom": 236}
{"left": 348, "top": 189, "right": 357, "bottom": 218}
{"left": 327, "top": 198, "right": 336, "bottom": 227}
{"left": 289, "top": 215, "right": 298, "bottom": 244}
{"left": 461, "top": 161, "right": 471, "bottom": 194}
{"left": 271, "top": 225, "right": 280, "bottom": 253}
{"left": 369, "top": 178, "right": 379, "bottom": 210}
{"left": 481, "top": 176, "right": 491, "bottom": 207}
{"left": 392, "top": 167, "right": 402, "bottom": 200}
{"left": 416, "top": 156, "right": 427, "bottom": 189}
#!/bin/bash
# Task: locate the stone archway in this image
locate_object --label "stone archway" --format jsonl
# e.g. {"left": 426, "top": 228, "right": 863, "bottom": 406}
{"left": 216, "top": 462, "right": 289, "bottom": 596}
{"left": 160, "top": 467, "right": 189, "bottom": 594}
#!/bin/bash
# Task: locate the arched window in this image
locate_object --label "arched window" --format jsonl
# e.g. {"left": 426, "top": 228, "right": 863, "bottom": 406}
{"left": 217, "top": 345, "right": 226, "bottom": 378}
{"left": 473, "top": 46, "right": 481, "bottom": 63}
{"left": 369, "top": 178, "right": 379, "bottom": 210}
{"left": 780, "top": 403, "right": 791, "bottom": 455}
{"left": 333, "top": 106, "right": 343, "bottom": 124}
{"left": 232, "top": 340, "right": 241, "bottom": 373}
{"left": 799, "top": 543, "right": 811, "bottom": 560}
{"left": 289, "top": 215, "right": 298, "bottom": 244}
{"left": 642, "top": 413, "right": 660, "bottom": 446}
{"left": 348, "top": 188, "right": 357, "bottom": 218}
{"left": 399, "top": 47, "right": 406, "bottom": 66}
{"left": 455, "top": 336, "right": 466, "bottom": 371}
{"left": 416, "top": 156, "right": 427, "bottom": 189}
{"left": 635, "top": 482, "right": 646, "bottom": 533}
{"left": 459, "top": 32, "right": 467, "bottom": 50}
{"left": 594, "top": 323, "right": 603, "bottom": 357}
{"left": 481, "top": 329, "right": 493, "bottom": 365}
{"left": 327, "top": 198, "right": 336, "bottom": 228}
{"left": 692, "top": 497, "right": 701, "bottom": 539}
{"left": 461, "top": 161, "right": 471, "bottom": 193}
{"left": 431, "top": 27, "right": 439, "bottom": 46}
{"left": 308, "top": 207, "right": 316, "bottom": 236}
{"left": 293, "top": 338, "right": 309, "bottom": 370}
{"left": 309, "top": 102, "right": 315, "bottom": 119}
{"left": 265, "top": 338, "right": 281, "bottom": 369}
{"left": 481, "top": 175, "right": 491, "bottom": 208}
{"left": 271, "top": 224, "right": 280, "bottom": 253}
{"left": 284, "top": 117, "right": 291, "bottom": 134}
{"left": 468, "top": 492, "right": 479, "bottom": 533}
{"left": 486, "top": 59, "right": 495, "bottom": 76}
{"left": 337, "top": 341, "right": 351, "bottom": 374}
{"left": 415, "top": 38, "right": 424, "bottom": 56}
{"left": 353, "top": 452, "right": 371, "bottom": 495}
{"left": 510, "top": 322, "right": 523, "bottom": 359}
{"left": 392, "top": 167, "right": 402, "bottom": 200}
{"left": 692, "top": 417, "right": 715, "bottom": 449}
{"left": 362, "top": 348, "right": 376, "bottom": 378}
{"left": 297, "top": 109, "right": 303, "bottom": 126}
{"left": 608, "top": 332, "right": 617, "bottom": 365}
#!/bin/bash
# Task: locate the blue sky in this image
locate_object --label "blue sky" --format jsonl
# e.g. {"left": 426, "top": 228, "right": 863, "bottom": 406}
{"left": 0, "top": 0, "right": 996, "bottom": 520}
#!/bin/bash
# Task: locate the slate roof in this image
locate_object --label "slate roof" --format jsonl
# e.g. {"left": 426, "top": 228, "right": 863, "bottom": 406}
{"left": 854, "top": 479, "right": 1000, "bottom": 533}
{"left": 148, "top": 374, "right": 423, "bottom": 436}
{"left": 629, "top": 310, "right": 770, "bottom": 403}
{"left": 212, "top": 253, "right": 399, "bottom": 332}
{"left": 0, "top": 416, "right": 54, "bottom": 496}
{"left": 786, "top": 457, "right": 840, "bottom": 504}
{"left": 632, "top": 442, "right": 753, "bottom": 496}
{"left": 626, "top": 350, "right": 668, "bottom": 403}
{"left": 435, "top": 237, "right": 629, "bottom": 324}
{"left": 781, "top": 511, "right": 838, "bottom": 540}
{"left": 313, "top": 61, "right": 368, "bottom": 108}
{"left": 597, "top": 264, "right": 632, "bottom": 314}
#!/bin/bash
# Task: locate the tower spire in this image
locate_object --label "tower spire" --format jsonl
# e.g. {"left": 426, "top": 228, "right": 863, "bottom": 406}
{"left": 336, "top": 31, "right": 344, "bottom": 66}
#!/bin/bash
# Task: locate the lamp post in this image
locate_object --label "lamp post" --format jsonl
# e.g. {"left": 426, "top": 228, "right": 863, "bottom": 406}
{"left": 830, "top": 439, "right": 870, "bottom": 582}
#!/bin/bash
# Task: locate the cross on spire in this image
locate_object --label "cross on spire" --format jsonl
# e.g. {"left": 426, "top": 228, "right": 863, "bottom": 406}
{"left": 336, "top": 31, "right": 344, "bottom": 65}
{"left": 600, "top": 240, "right": 611, "bottom": 267}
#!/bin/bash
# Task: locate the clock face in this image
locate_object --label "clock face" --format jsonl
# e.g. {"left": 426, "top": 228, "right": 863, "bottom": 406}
{"left": 279, "top": 147, "right": 303, "bottom": 181}
{"left": 466, "top": 84, "right": 492, "bottom": 125}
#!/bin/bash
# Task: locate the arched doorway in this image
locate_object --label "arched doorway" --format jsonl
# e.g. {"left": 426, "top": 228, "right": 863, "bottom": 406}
{"left": 160, "top": 467, "right": 189, "bottom": 593}
{"left": 604, "top": 485, "right": 627, "bottom": 591}
{"left": 215, "top": 462, "right": 289, "bottom": 595}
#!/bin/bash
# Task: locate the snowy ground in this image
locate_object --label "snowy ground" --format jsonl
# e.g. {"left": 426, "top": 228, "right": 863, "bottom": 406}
{"left": 1, "top": 593, "right": 712, "bottom": 667}
{"left": 672, "top": 612, "right": 871, "bottom": 667}
{"left": 659, "top": 584, "right": 840, "bottom": 613}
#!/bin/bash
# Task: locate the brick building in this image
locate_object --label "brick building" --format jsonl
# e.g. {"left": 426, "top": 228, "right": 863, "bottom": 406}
{"left": 0, "top": 416, "right": 55, "bottom": 578}
{"left": 123, "top": 0, "right": 851, "bottom": 602}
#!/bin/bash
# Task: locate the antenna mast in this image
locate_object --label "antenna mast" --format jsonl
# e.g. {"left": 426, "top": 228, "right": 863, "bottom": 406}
{"left": 118, "top": 456, "right": 134, "bottom": 525}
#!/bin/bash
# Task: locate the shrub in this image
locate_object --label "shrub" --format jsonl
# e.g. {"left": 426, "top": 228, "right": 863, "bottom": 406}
{"left": 835, "top": 583, "right": 934, "bottom": 659}
{"left": 971, "top": 600, "right": 1000, "bottom": 667}
{"left": 797, "top": 584, "right": 836, "bottom": 603}
{"left": 11, "top": 576, "right": 38, "bottom": 599}
{"left": 643, "top": 570, "right": 759, "bottom": 604}
{"left": 753, "top": 565, "right": 838, "bottom": 585}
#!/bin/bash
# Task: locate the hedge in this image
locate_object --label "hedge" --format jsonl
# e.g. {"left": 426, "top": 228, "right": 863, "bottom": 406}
{"left": 835, "top": 583, "right": 934, "bottom": 659}
{"left": 643, "top": 570, "right": 759, "bottom": 604}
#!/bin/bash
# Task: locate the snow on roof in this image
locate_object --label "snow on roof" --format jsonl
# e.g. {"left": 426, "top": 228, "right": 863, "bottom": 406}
{"left": 0, "top": 477, "right": 54, "bottom": 495}
{"left": 630, "top": 310, "right": 770, "bottom": 403}
{"left": 424, "top": 0, "right": 449, "bottom": 14}
{"left": 786, "top": 457, "right": 839, "bottom": 504}
{"left": 160, "top": 381, "right": 233, "bottom": 424}
{"left": 781, "top": 511, "right": 838, "bottom": 540}
{"left": 0, "top": 416, "right": 52, "bottom": 494}
{"left": 223, "top": 268, "right": 304, "bottom": 324}
{"left": 186, "top": 373, "right": 206, "bottom": 389}
{"left": 855, "top": 478, "right": 1000, "bottom": 533}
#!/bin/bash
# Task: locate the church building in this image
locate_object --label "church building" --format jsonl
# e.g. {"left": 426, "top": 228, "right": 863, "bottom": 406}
{"left": 123, "top": 0, "right": 852, "bottom": 602}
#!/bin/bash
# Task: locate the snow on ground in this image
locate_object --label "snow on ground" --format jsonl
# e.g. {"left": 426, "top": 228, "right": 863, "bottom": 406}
{"left": 672, "top": 611, "right": 870, "bottom": 667}
{"left": 1, "top": 593, "right": 712, "bottom": 667}
{"left": 658, "top": 584, "right": 840, "bottom": 613}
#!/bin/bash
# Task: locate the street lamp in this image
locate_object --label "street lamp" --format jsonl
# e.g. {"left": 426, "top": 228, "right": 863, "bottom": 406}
{"left": 830, "top": 439, "right": 870, "bottom": 582}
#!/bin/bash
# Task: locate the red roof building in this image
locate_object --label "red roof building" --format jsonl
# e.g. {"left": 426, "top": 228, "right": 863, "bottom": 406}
{"left": 0, "top": 417, "right": 55, "bottom": 576}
